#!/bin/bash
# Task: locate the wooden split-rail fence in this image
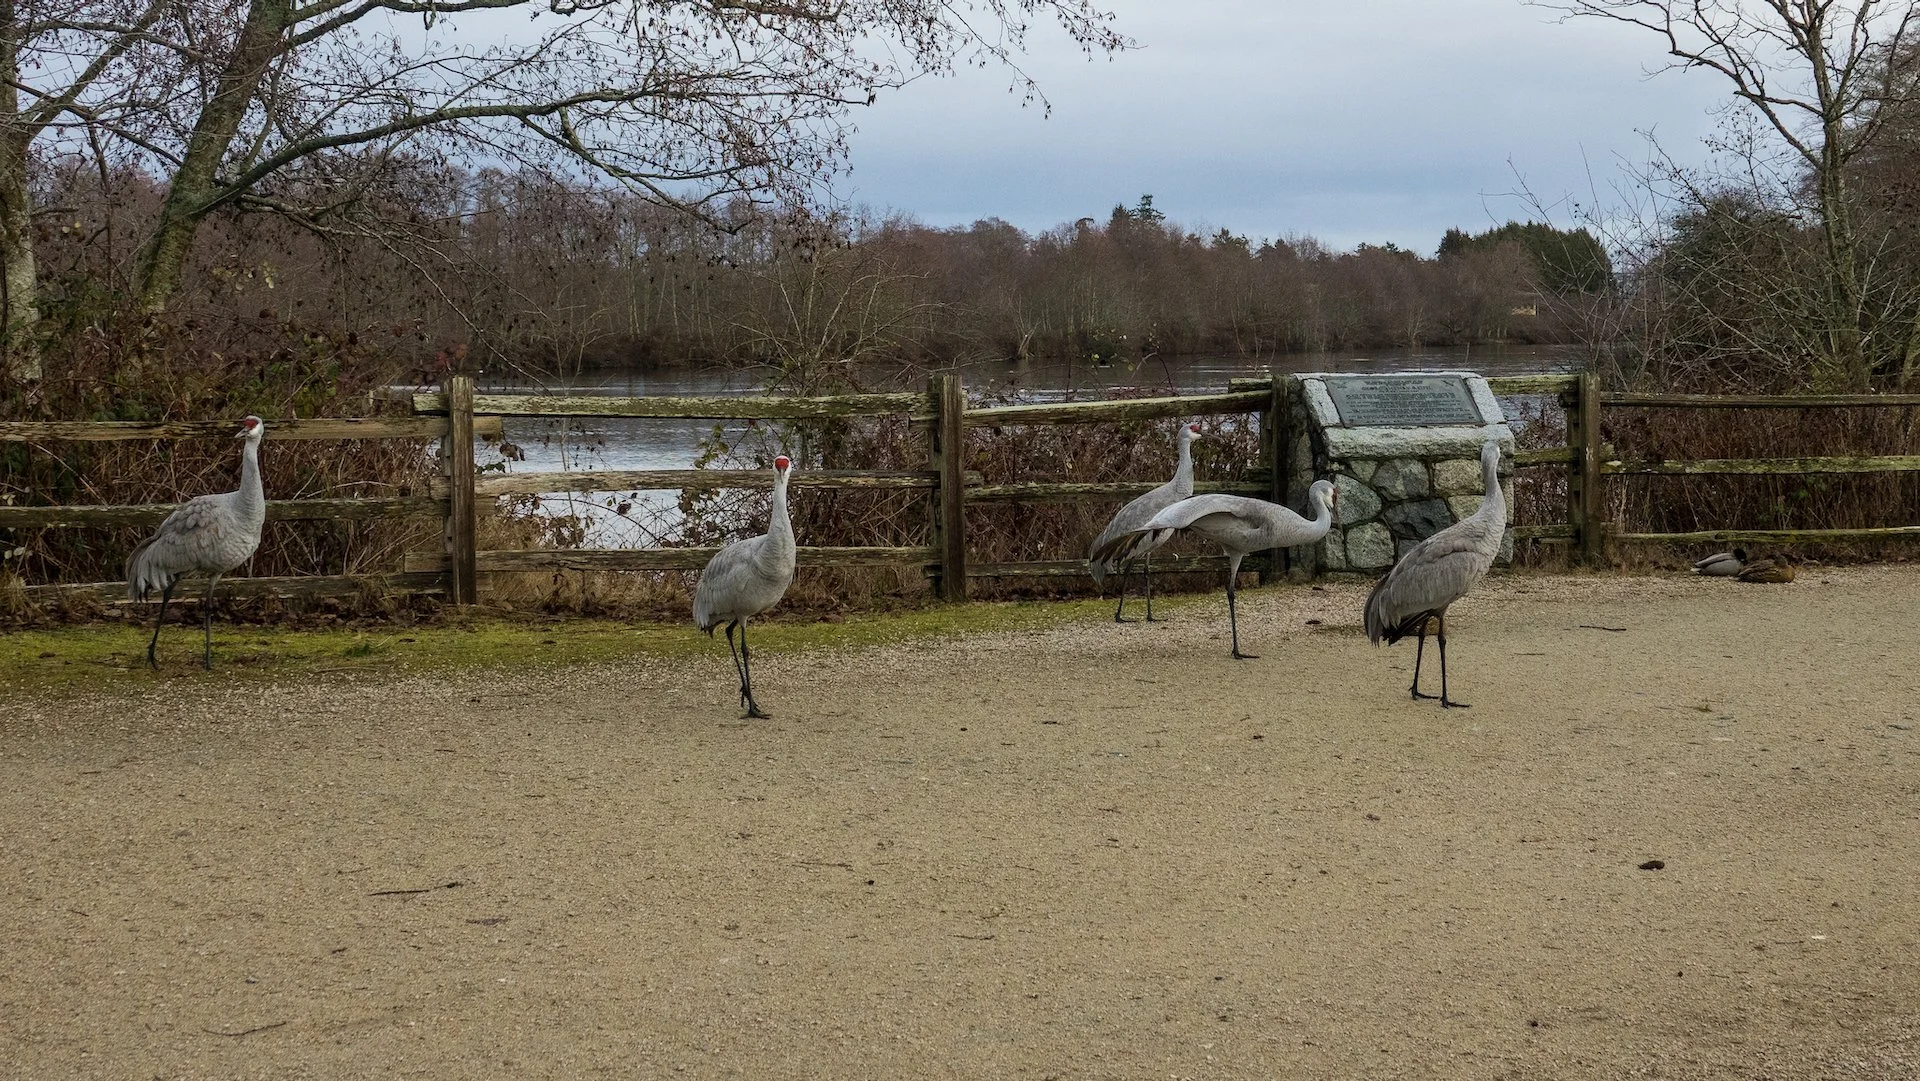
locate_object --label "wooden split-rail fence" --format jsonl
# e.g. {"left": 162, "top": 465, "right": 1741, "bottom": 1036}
{"left": 10, "top": 371, "right": 1920, "bottom": 607}
{"left": 1502, "top": 372, "right": 1920, "bottom": 559}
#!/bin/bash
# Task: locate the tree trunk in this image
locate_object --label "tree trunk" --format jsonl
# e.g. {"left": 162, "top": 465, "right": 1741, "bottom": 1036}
{"left": 0, "top": 0, "right": 41, "bottom": 381}
{"left": 132, "top": 0, "right": 293, "bottom": 312}
{"left": 1818, "top": 119, "right": 1869, "bottom": 390}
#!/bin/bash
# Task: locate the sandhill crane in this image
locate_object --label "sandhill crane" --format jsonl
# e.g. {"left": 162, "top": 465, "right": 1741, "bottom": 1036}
{"left": 1096, "top": 479, "right": 1337, "bottom": 659}
{"left": 1086, "top": 421, "right": 1201, "bottom": 622}
{"left": 125, "top": 415, "right": 267, "bottom": 670}
{"left": 1364, "top": 438, "right": 1505, "bottom": 708}
{"left": 694, "top": 454, "right": 796, "bottom": 719}
{"left": 1693, "top": 548, "right": 1746, "bottom": 576}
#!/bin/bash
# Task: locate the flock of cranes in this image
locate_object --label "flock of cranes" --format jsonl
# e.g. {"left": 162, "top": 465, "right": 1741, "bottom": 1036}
{"left": 690, "top": 421, "right": 1507, "bottom": 714}
{"left": 125, "top": 415, "right": 1508, "bottom": 715}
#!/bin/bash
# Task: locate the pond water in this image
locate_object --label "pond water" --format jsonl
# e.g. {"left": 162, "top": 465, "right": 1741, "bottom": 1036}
{"left": 479, "top": 344, "right": 1576, "bottom": 547}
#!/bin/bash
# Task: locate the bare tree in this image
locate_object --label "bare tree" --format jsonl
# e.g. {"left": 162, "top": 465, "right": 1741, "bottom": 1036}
{"left": 1542, "top": 0, "right": 1920, "bottom": 387}
{"left": 1, "top": 0, "right": 1127, "bottom": 376}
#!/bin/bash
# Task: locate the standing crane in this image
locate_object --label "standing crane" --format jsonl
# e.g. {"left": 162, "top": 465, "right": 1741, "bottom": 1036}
{"left": 1086, "top": 421, "right": 1201, "bottom": 622}
{"left": 1363, "top": 437, "right": 1505, "bottom": 708}
{"left": 1095, "top": 479, "right": 1337, "bottom": 659}
{"left": 694, "top": 454, "right": 796, "bottom": 719}
{"left": 125, "top": 415, "right": 268, "bottom": 670}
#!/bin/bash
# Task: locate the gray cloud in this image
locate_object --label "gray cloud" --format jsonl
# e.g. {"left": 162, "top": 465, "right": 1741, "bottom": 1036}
{"left": 841, "top": 0, "right": 1731, "bottom": 251}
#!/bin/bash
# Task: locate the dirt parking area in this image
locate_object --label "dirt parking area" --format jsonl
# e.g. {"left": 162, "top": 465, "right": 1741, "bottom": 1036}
{"left": 5, "top": 567, "right": 1920, "bottom": 1079}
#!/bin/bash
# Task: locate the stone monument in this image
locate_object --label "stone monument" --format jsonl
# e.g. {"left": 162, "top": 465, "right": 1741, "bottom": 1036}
{"left": 1284, "top": 370, "right": 1514, "bottom": 574}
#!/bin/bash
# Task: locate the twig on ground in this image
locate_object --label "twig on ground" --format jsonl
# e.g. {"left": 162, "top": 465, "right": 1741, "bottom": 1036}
{"left": 204, "top": 1021, "right": 288, "bottom": 1038}
{"left": 369, "top": 880, "right": 464, "bottom": 896}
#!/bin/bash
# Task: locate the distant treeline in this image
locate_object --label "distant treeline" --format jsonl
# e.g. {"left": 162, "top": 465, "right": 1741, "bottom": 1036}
{"left": 30, "top": 165, "right": 1606, "bottom": 382}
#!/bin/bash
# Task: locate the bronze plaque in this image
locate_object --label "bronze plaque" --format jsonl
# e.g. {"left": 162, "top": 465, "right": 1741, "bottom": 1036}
{"left": 1324, "top": 374, "right": 1483, "bottom": 427}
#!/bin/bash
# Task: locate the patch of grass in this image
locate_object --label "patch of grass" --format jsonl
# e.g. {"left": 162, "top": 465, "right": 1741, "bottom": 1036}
{"left": 0, "top": 591, "right": 1190, "bottom": 697}
{"left": 341, "top": 637, "right": 387, "bottom": 658}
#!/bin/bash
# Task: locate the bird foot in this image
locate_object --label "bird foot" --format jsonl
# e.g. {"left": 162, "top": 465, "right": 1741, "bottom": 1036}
{"left": 1144, "top": 614, "right": 1166, "bottom": 623}
{"left": 1411, "top": 689, "right": 1440, "bottom": 701}
{"left": 1441, "top": 699, "right": 1471, "bottom": 710}
{"left": 744, "top": 704, "right": 771, "bottom": 720}
{"left": 1114, "top": 615, "right": 1138, "bottom": 624}
{"left": 1231, "top": 650, "right": 1260, "bottom": 660}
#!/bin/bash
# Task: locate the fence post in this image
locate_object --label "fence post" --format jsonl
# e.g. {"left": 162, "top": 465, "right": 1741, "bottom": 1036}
{"left": 443, "top": 374, "right": 478, "bottom": 605}
{"left": 931, "top": 373, "right": 968, "bottom": 601}
{"left": 1569, "top": 370, "right": 1604, "bottom": 565}
{"left": 1259, "top": 372, "right": 1291, "bottom": 584}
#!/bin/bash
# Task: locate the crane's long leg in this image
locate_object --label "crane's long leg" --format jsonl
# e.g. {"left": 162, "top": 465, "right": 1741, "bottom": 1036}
{"left": 739, "top": 619, "right": 770, "bottom": 719}
{"left": 724, "top": 621, "right": 748, "bottom": 708}
{"left": 201, "top": 573, "right": 221, "bottom": 671}
{"left": 1410, "top": 618, "right": 1439, "bottom": 700}
{"left": 146, "top": 581, "right": 176, "bottom": 669}
{"left": 1438, "top": 615, "right": 1469, "bottom": 709}
{"left": 1114, "top": 559, "right": 1136, "bottom": 623}
{"left": 1144, "top": 551, "right": 1162, "bottom": 622}
{"left": 1227, "top": 558, "right": 1256, "bottom": 659}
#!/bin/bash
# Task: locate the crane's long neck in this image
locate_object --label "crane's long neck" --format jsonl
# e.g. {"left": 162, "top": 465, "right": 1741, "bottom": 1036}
{"left": 1476, "top": 450, "right": 1506, "bottom": 534}
{"left": 236, "top": 437, "right": 265, "bottom": 524}
{"left": 1302, "top": 486, "right": 1335, "bottom": 541}
{"left": 763, "top": 470, "right": 795, "bottom": 563}
{"left": 1172, "top": 434, "right": 1194, "bottom": 496}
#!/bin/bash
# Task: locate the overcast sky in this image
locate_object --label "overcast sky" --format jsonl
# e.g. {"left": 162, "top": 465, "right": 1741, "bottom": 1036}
{"left": 838, "top": 0, "right": 1734, "bottom": 253}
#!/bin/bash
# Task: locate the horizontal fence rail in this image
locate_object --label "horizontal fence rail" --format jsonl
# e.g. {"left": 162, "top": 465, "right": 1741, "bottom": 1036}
{"left": 1602, "top": 392, "right": 1920, "bottom": 408}
{"left": 411, "top": 390, "right": 937, "bottom": 421}
{"left": 966, "top": 480, "right": 1268, "bottom": 503}
{"left": 0, "top": 417, "right": 498, "bottom": 441}
{"left": 1603, "top": 455, "right": 1920, "bottom": 476}
{"left": 464, "top": 468, "right": 958, "bottom": 499}
{"left": 0, "top": 496, "right": 445, "bottom": 529}
{"left": 964, "top": 389, "right": 1270, "bottom": 427}
{"left": 1610, "top": 526, "right": 1920, "bottom": 544}
{"left": 967, "top": 554, "right": 1271, "bottom": 579}
{"left": 402, "top": 546, "right": 939, "bottom": 573}
{"left": 20, "top": 571, "right": 449, "bottom": 604}
{"left": 1485, "top": 374, "right": 1578, "bottom": 395}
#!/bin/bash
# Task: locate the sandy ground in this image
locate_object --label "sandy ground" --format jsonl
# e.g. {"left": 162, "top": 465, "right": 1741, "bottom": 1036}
{"left": 5, "top": 567, "right": 1920, "bottom": 1080}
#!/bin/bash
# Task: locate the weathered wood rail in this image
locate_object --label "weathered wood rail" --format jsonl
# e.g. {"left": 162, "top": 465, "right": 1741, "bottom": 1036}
{"left": 1491, "top": 373, "right": 1920, "bottom": 562}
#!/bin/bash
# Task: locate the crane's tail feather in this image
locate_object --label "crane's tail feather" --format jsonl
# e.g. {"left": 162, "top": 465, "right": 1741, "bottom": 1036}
{"left": 1363, "top": 572, "right": 1437, "bottom": 646}
{"left": 124, "top": 537, "right": 171, "bottom": 602}
{"left": 1089, "top": 528, "right": 1173, "bottom": 577}
{"left": 1365, "top": 592, "right": 1439, "bottom": 647}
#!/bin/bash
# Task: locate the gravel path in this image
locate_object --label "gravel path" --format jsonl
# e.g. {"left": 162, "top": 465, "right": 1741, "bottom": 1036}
{"left": 5, "top": 567, "right": 1919, "bottom": 1079}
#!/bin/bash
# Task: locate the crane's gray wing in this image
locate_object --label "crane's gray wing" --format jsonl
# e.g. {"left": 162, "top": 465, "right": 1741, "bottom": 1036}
{"left": 1146, "top": 493, "right": 1324, "bottom": 551}
{"left": 693, "top": 534, "right": 793, "bottom": 631}
{"left": 1141, "top": 494, "right": 1266, "bottom": 533}
{"left": 125, "top": 495, "right": 229, "bottom": 599}
{"left": 1363, "top": 524, "right": 1498, "bottom": 644}
{"left": 1086, "top": 478, "right": 1182, "bottom": 580}
{"left": 693, "top": 536, "right": 758, "bottom": 631}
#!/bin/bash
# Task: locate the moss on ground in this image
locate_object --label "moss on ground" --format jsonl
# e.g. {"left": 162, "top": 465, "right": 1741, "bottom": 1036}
{"left": 0, "top": 593, "right": 1201, "bottom": 696}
